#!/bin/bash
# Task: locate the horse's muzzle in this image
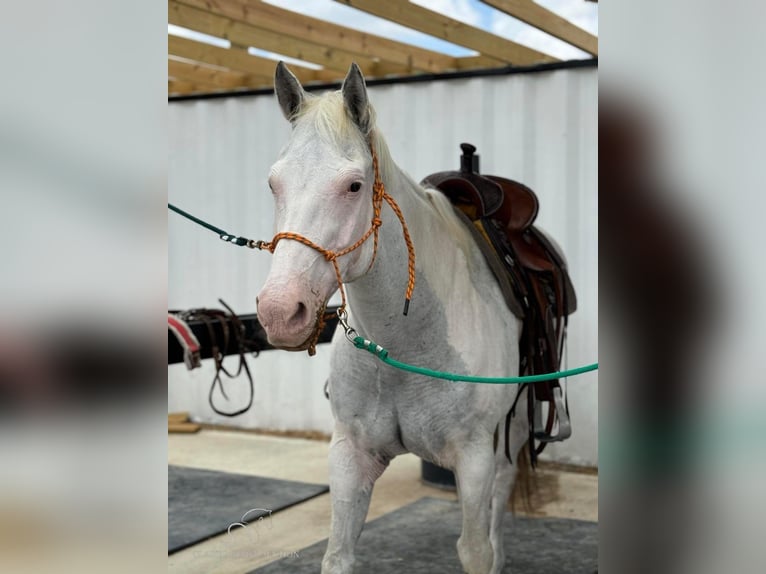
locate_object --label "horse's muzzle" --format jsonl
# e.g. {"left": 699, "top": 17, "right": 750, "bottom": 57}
{"left": 256, "top": 284, "right": 323, "bottom": 351}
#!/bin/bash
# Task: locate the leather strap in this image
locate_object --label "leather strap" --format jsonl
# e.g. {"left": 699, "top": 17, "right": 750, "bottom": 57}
{"left": 180, "top": 300, "right": 259, "bottom": 417}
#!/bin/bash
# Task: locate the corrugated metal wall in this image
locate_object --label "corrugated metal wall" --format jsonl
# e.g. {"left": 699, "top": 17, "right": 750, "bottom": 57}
{"left": 169, "top": 66, "right": 598, "bottom": 466}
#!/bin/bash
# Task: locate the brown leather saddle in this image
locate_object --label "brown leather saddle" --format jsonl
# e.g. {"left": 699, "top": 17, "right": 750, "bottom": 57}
{"left": 422, "top": 143, "right": 577, "bottom": 464}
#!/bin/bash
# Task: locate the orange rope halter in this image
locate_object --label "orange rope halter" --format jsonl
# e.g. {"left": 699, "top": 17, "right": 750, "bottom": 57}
{"left": 252, "top": 140, "right": 416, "bottom": 355}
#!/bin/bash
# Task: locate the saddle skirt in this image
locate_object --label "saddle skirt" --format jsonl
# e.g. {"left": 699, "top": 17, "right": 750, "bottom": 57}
{"left": 422, "top": 143, "right": 577, "bottom": 464}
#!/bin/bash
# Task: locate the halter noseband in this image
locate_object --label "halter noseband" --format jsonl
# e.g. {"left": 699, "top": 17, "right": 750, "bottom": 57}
{"left": 253, "top": 140, "right": 416, "bottom": 355}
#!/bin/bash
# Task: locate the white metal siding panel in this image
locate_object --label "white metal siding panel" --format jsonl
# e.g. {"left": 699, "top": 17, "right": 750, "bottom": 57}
{"left": 169, "top": 67, "right": 598, "bottom": 466}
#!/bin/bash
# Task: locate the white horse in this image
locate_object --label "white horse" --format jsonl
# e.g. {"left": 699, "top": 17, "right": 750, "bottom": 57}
{"left": 256, "top": 62, "right": 530, "bottom": 574}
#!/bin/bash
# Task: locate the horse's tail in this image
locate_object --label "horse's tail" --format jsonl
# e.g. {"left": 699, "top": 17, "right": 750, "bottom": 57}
{"left": 510, "top": 442, "right": 537, "bottom": 513}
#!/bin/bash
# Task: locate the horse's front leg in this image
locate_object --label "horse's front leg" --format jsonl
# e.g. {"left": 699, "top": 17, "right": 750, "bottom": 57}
{"left": 454, "top": 439, "right": 496, "bottom": 574}
{"left": 321, "top": 428, "right": 389, "bottom": 574}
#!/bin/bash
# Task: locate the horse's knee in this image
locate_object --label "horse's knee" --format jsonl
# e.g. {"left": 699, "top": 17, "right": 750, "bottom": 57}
{"left": 328, "top": 437, "right": 389, "bottom": 488}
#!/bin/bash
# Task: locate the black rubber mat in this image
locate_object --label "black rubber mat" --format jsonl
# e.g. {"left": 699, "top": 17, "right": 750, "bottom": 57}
{"left": 168, "top": 465, "right": 329, "bottom": 554}
{"left": 250, "top": 496, "right": 597, "bottom": 573}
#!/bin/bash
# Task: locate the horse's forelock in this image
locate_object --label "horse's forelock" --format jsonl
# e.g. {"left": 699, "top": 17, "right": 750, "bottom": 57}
{"left": 293, "top": 91, "right": 375, "bottom": 156}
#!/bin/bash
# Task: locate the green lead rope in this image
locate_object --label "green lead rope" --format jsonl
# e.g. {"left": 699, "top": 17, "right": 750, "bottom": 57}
{"left": 352, "top": 336, "right": 598, "bottom": 384}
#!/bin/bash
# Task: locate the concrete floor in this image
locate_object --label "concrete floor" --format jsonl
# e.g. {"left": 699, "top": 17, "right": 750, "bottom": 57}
{"left": 168, "top": 429, "right": 597, "bottom": 574}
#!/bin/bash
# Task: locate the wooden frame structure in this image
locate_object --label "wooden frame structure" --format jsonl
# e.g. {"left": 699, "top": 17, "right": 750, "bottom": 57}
{"left": 168, "top": 0, "right": 597, "bottom": 96}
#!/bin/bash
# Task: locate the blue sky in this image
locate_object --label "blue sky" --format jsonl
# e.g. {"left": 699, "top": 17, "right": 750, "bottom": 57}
{"left": 169, "top": 0, "right": 598, "bottom": 67}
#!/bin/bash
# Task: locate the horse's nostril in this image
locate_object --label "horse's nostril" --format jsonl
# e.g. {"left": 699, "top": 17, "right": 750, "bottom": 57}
{"left": 288, "top": 301, "right": 309, "bottom": 328}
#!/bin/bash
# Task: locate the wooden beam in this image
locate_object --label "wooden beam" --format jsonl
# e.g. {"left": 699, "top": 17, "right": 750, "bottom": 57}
{"left": 171, "top": 36, "right": 273, "bottom": 77}
{"left": 453, "top": 54, "right": 506, "bottom": 70}
{"left": 334, "top": 0, "right": 557, "bottom": 65}
{"left": 169, "top": 58, "right": 244, "bottom": 87}
{"left": 169, "top": 1, "right": 408, "bottom": 77}
{"left": 168, "top": 422, "right": 201, "bottom": 433}
{"left": 169, "top": 35, "right": 339, "bottom": 84}
{"left": 480, "top": 0, "right": 597, "bottom": 55}
{"left": 168, "top": 58, "right": 271, "bottom": 89}
{"left": 169, "top": 79, "right": 206, "bottom": 94}
{"left": 168, "top": 412, "right": 190, "bottom": 423}
{"left": 177, "top": 0, "right": 457, "bottom": 73}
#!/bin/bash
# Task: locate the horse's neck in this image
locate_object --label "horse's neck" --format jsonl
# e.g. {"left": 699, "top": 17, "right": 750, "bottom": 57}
{"left": 347, "top": 162, "right": 467, "bottom": 351}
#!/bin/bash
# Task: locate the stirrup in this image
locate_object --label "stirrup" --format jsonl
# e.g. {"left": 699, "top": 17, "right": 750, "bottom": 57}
{"left": 534, "top": 387, "right": 572, "bottom": 443}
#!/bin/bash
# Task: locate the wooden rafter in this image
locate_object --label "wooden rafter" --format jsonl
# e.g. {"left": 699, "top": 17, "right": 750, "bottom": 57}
{"left": 168, "top": 0, "right": 596, "bottom": 96}
{"left": 454, "top": 54, "right": 507, "bottom": 70}
{"left": 168, "top": 58, "right": 271, "bottom": 89}
{"left": 169, "top": 79, "right": 210, "bottom": 95}
{"left": 480, "top": 0, "right": 597, "bottom": 55}
{"left": 333, "top": 0, "right": 557, "bottom": 65}
{"left": 169, "top": 1, "right": 409, "bottom": 77}
{"left": 169, "top": 35, "right": 340, "bottom": 84}
{"left": 177, "top": 0, "right": 459, "bottom": 73}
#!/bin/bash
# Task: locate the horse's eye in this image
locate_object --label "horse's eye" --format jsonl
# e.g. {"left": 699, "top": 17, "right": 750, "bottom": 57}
{"left": 349, "top": 181, "right": 362, "bottom": 193}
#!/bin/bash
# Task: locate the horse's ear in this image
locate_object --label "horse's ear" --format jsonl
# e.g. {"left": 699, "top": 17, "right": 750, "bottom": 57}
{"left": 274, "top": 61, "right": 306, "bottom": 122}
{"left": 342, "top": 63, "right": 372, "bottom": 135}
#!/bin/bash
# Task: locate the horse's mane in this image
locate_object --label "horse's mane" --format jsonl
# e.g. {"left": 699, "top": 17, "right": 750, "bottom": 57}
{"left": 372, "top": 129, "right": 478, "bottom": 262}
{"left": 296, "top": 91, "right": 478, "bottom": 260}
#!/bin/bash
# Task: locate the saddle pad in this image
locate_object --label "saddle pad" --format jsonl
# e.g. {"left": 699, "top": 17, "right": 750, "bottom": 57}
{"left": 168, "top": 465, "right": 329, "bottom": 554}
{"left": 451, "top": 206, "right": 525, "bottom": 319}
{"left": 249, "top": 497, "right": 597, "bottom": 573}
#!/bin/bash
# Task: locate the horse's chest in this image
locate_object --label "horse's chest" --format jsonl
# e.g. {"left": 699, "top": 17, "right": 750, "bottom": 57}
{"left": 392, "top": 382, "right": 490, "bottom": 457}
{"left": 333, "top": 368, "right": 495, "bottom": 461}
{"left": 329, "top": 325, "right": 514, "bottom": 461}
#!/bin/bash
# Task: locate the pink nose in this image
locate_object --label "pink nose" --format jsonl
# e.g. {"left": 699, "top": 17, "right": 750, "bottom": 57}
{"left": 256, "top": 283, "right": 316, "bottom": 348}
